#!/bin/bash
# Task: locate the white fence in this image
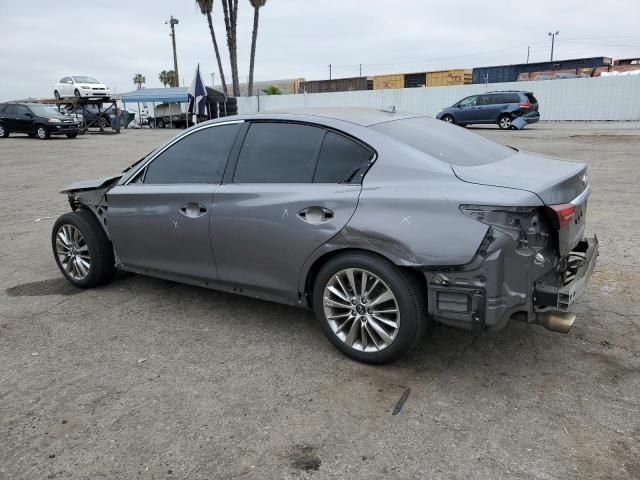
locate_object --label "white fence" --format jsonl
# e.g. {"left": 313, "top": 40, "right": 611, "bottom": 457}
{"left": 237, "top": 75, "right": 640, "bottom": 121}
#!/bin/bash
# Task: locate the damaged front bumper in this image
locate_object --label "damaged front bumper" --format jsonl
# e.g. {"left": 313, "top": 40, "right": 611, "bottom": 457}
{"left": 422, "top": 228, "right": 599, "bottom": 333}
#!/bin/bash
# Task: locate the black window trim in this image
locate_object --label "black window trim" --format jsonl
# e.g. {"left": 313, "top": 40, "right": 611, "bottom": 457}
{"left": 122, "top": 120, "right": 244, "bottom": 186}
{"left": 224, "top": 119, "right": 377, "bottom": 185}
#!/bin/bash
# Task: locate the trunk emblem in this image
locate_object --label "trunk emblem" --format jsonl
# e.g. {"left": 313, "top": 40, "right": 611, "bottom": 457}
{"left": 581, "top": 174, "right": 588, "bottom": 186}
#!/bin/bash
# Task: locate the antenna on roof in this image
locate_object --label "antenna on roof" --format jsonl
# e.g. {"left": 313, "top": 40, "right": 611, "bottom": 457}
{"left": 380, "top": 105, "right": 396, "bottom": 113}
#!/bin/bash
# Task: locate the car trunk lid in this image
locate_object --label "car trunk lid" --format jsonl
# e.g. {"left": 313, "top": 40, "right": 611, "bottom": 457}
{"left": 452, "top": 151, "right": 589, "bottom": 255}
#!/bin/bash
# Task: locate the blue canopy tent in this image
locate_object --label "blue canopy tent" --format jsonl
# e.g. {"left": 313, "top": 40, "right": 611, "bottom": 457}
{"left": 120, "top": 87, "right": 189, "bottom": 128}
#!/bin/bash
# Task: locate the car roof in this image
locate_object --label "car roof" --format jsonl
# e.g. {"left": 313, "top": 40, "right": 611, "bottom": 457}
{"left": 485, "top": 90, "right": 531, "bottom": 94}
{"left": 247, "top": 107, "right": 426, "bottom": 126}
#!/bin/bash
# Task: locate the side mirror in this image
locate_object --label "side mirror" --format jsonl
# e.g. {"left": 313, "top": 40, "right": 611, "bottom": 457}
{"left": 25, "top": 113, "right": 33, "bottom": 118}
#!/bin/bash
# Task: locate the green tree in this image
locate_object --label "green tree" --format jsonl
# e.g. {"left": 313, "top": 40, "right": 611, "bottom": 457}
{"left": 133, "top": 73, "right": 146, "bottom": 90}
{"left": 261, "top": 84, "right": 281, "bottom": 95}
{"left": 221, "top": 0, "right": 240, "bottom": 96}
{"left": 158, "top": 70, "right": 176, "bottom": 88}
{"left": 247, "top": 0, "right": 266, "bottom": 97}
{"left": 195, "top": 0, "right": 228, "bottom": 95}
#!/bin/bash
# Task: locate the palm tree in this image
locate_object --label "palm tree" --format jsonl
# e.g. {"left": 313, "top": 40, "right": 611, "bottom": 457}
{"left": 247, "top": 0, "right": 266, "bottom": 97}
{"left": 133, "top": 73, "right": 146, "bottom": 90}
{"left": 158, "top": 70, "right": 176, "bottom": 88}
{"left": 221, "top": 0, "right": 240, "bottom": 96}
{"left": 195, "top": 0, "right": 228, "bottom": 95}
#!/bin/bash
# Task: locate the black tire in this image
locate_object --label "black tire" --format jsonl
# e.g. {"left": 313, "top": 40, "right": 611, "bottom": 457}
{"left": 441, "top": 114, "right": 455, "bottom": 125}
{"left": 51, "top": 210, "right": 116, "bottom": 288}
{"left": 498, "top": 114, "right": 512, "bottom": 130}
{"left": 66, "top": 132, "right": 78, "bottom": 138}
{"left": 0, "top": 123, "right": 9, "bottom": 138}
{"left": 54, "top": 90, "right": 61, "bottom": 100}
{"left": 312, "top": 252, "right": 428, "bottom": 364}
{"left": 156, "top": 118, "right": 166, "bottom": 128}
{"left": 148, "top": 119, "right": 155, "bottom": 128}
{"left": 35, "top": 125, "right": 50, "bottom": 140}
{"left": 74, "top": 89, "right": 81, "bottom": 99}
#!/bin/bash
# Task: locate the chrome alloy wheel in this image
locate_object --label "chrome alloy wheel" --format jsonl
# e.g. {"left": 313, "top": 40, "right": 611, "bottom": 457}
{"left": 0, "top": 125, "right": 5, "bottom": 136}
{"left": 323, "top": 268, "right": 400, "bottom": 352}
{"left": 499, "top": 116, "right": 512, "bottom": 129}
{"left": 36, "top": 126, "right": 47, "bottom": 139}
{"left": 55, "top": 224, "right": 91, "bottom": 281}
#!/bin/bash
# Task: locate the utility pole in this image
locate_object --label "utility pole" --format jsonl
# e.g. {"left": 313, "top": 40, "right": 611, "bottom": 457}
{"left": 359, "top": 64, "right": 362, "bottom": 77}
{"left": 527, "top": 46, "right": 530, "bottom": 63}
{"left": 548, "top": 30, "right": 559, "bottom": 61}
{"left": 329, "top": 64, "right": 332, "bottom": 80}
{"left": 166, "top": 16, "right": 180, "bottom": 87}
{"left": 211, "top": 73, "right": 215, "bottom": 88}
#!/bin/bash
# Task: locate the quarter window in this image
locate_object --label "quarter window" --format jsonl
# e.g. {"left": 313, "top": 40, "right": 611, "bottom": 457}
{"left": 233, "top": 122, "right": 325, "bottom": 183}
{"left": 144, "top": 123, "right": 240, "bottom": 184}
{"left": 314, "top": 132, "right": 372, "bottom": 183}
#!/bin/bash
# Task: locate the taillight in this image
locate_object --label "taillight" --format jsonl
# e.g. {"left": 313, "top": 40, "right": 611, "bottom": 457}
{"left": 547, "top": 203, "right": 576, "bottom": 229}
{"left": 518, "top": 101, "right": 531, "bottom": 109}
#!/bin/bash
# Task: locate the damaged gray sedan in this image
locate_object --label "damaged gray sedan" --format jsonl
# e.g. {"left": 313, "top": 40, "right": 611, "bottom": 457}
{"left": 52, "top": 108, "right": 598, "bottom": 363}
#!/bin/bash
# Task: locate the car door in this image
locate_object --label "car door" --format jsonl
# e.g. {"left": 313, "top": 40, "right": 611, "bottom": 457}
{"left": 1, "top": 104, "right": 18, "bottom": 130}
{"left": 477, "top": 94, "right": 503, "bottom": 123}
{"left": 211, "top": 122, "right": 372, "bottom": 301}
{"left": 106, "top": 122, "right": 242, "bottom": 281}
{"left": 455, "top": 95, "right": 478, "bottom": 122}
{"left": 15, "top": 105, "right": 34, "bottom": 133}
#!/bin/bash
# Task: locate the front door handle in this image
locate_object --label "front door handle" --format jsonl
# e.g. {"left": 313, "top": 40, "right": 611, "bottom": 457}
{"left": 179, "top": 202, "right": 207, "bottom": 218}
{"left": 297, "top": 206, "right": 334, "bottom": 225}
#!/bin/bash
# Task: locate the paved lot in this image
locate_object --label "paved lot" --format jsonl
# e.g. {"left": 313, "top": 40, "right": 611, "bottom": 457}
{"left": 1, "top": 122, "right": 639, "bottom": 480}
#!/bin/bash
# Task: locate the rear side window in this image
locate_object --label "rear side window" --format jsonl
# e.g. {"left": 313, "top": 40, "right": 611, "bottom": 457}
{"left": 0, "top": 104, "right": 5, "bottom": 114}
{"left": 3, "top": 104, "right": 16, "bottom": 115}
{"left": 234, "top": 122, "right": 325, "bottom": 183}
{"left": 144, "top": 123, "right": 240, "bottom": 184}
{"left": 16, "top": 106, "right": 30, "bottom": 117}
{"left": 476, "top": 95, "right": 493, "bottom": 105}
{"left": 314, "top": 132, "right": 373, "bottom": 183}
{"left": 370, "top": 117, "right": 516, "bottom": 166}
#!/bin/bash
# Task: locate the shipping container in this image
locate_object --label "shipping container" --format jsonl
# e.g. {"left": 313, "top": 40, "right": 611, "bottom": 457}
{"left": 472, "top": 57, "right": 612, "bottom": 84}
{"left": 404, "top": 72, "right": 427, "bottom": 88}
{"left": 300, "top": 76, "right": 372, "bottom": 94}
{"left": 426, "top": 69, "right": 472, "bottom": 87}
{"left": 372, "top": 74, "right": 405, "bottom": 90}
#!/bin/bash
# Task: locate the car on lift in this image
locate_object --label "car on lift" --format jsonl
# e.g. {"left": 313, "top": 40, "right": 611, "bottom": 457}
{"left": 54, "top": 76, "right": 111, "bottom": 100}
{"left": 436, "top": 91, "right": 540, "bottom": 129}
{"left": 51, "top": 108, "right": 597, "bottom": 364}
{"left": 0, "top": 102, "right": 80, "bottom": 139}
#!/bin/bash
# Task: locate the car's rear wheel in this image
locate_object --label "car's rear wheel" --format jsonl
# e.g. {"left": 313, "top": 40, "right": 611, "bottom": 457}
{"left": 0, "top": 124, "right": 9, "bottom": 138}
{"left": 498, "top": 114, "right": 512, "bottom": 129}
{"left": 441, "top": 114, "right": 455, "bottom": 124}
{"left": 156, "top": 118, "right": 166, "bottom": 128}
{"left": 54, "top": 90, "right": 61, "bottom": 100}
{"left": 52, "top": 210, "right": 116, "bottom": 288}
{"left": 35, "top": 126, "right": 50, "bottom": 140}
{"left": 313, "top": 252, "right": 427, "bottom": 364}
{"left": 66, "top": 132, "right": 78, "bottom": 138}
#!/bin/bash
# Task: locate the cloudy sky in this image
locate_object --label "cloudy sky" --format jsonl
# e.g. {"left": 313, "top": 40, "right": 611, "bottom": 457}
{"left": 1, "top": 0, "right": 639, "bottom": 101}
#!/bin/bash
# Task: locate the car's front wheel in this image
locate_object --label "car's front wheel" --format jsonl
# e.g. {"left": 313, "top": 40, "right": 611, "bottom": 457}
{"left": 313, "top": 252, "right": 427, "bottom": 364}
{"left": 54, "top": 90, "right": 61, "bottom": 100}
{"left": 35, "top": 126, "right": 50, "bottom": 140}
{"left": 441, "top": 114, "right": 455, "bottom": 124}
{"left": 52, "top": 210, "right": 116, "bottom": 288}
{"left": 498, "top": 114, "right": 512, "bottom": 129}
{"left": 74, "top": 89, "right": 81, "bottom": 99}
{"left": 66, "top": 132, "right": 78, "bottom": 138}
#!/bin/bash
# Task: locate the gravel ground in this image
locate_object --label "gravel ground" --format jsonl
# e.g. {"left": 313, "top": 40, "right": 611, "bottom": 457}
{"left": 1, "top": 122, "right": 639, "bottom": 480}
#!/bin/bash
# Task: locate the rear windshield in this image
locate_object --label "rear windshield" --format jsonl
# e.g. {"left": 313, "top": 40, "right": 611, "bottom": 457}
{"left": 370, "top": 117, "right": 516, "bottom": 166}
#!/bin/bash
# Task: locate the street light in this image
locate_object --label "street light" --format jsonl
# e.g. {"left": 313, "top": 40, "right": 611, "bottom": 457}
{"left": 165, "top": 16, "right": 180, "bottom": 87}
{"left": 548, "top": 30, "right": 559, "bottom": 61}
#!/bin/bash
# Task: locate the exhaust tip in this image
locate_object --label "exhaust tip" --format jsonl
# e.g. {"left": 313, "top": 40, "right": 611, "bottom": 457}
{"left": 535, "top": 311, "right": 576, "bottom": 334}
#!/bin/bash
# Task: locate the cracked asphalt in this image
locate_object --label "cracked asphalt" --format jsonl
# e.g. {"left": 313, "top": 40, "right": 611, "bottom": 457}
{"left": 1, "top": 122, "right": 639, "bottom": 479}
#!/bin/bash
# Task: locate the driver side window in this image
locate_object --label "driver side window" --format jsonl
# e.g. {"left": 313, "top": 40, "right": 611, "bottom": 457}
{"left": 459, "top": 96, "right": 477, "bottom": 108}
{"left": 142, "top": 123, "right": 241, "bottom": 184}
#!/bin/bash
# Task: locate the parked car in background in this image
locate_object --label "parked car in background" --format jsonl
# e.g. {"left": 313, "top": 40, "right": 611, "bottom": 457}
{"left": 436, "top": 91, "right": 540, "bottom": 129}
{"left": 64, "top": 104, "right": 112, "bottom": 129}
{"left": 54, "top": 76, "right": 111, "bottom": 99}
{"left": 0, "top": 102, "right": 80, "bottom": 139}
{"left": 51, "top": 108, "right": 596, "bottom": 364}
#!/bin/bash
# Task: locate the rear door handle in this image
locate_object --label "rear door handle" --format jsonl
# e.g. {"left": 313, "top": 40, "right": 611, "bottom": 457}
{"left": 179, "top": 202, "right": 208, "bottom": 218}
{"left": 297, "top": 206, "right": 334, "bottom": 224}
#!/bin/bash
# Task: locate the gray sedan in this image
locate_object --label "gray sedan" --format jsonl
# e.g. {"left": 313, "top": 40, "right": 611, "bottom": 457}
{"left": 52, "top": 108, "right": 598, "bottom": 363}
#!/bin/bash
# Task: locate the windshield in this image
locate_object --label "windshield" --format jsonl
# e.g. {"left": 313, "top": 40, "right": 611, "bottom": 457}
{"left": 369, "top": 117, "right": 516, "bottom": 166}
{"left": 28, "top": 105, "right": 63, "bottom": 116}
{"left": 73, "top": 76, "right": 99, "bottom": 84}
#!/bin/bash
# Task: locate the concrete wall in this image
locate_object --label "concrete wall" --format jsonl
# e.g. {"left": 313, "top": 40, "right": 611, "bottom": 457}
{"left": 237, "top": 75, "right": 640, "bottom": 121}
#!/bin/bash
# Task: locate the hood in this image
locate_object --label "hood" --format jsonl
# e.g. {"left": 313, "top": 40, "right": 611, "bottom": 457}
{"left": 76, "top": 83, "right": 109, "bottom": 89}
{"left": 61, "top": 175, "right": 121, "bottom": 194}
{"left": 451, "top": 151, "right": 587, "bottom": 205}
